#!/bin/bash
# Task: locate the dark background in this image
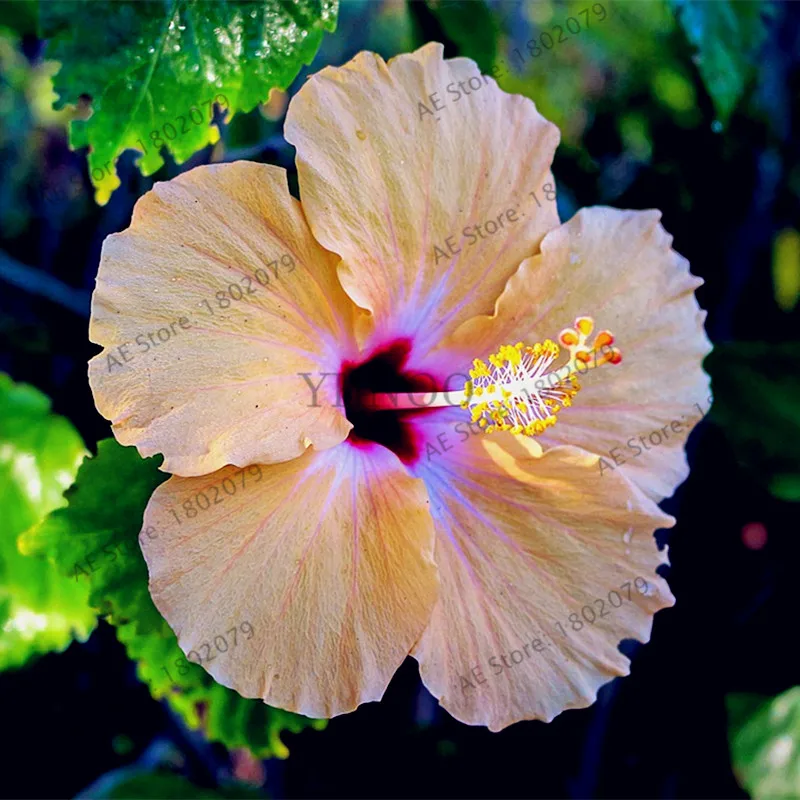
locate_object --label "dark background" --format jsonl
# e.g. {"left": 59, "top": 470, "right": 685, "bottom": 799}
{"left": 1, "top": 0, "right": 799, "bottom": 797}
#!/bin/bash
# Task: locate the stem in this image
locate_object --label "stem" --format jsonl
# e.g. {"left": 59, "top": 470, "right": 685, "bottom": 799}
{"left": 0, "top": 250, "right": 90, "bottom": 316}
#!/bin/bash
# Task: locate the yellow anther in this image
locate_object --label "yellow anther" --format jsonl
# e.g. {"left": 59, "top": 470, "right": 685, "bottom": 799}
{"left": 471, "top": 359, "right": 490, "bottom": 378}
{"left": 559, "top": 328, "right": 579, "bottom": 347}
{"left": 459, "top": 315, "right": 622, "bottom": 440}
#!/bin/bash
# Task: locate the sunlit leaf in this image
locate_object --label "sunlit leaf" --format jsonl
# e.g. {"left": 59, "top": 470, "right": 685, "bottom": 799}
{"left": 652, "top": 66, "right": 697, "bottom": 115}
{"left": 22, "top": 438, "right": 325, "bottom": 757}
{"left": 706, "top": 343, "right": 800, "bottom": 502}
{"left": 0, "top": 374, "right": 94, "bottom": 670}
{"left": 42, "top": 0, "right": 338, "bottom": 204}
{"left": 728, "top": 688, "right": 800, "bottom": 799}
{"left": 669, "top": 0, "right": 773, "bottom": 126}
{"left": 492, "top": 0, "right": 679, "bottom": 148}
{"left": 773, "top": 228, "right": 800, "bottom": 313}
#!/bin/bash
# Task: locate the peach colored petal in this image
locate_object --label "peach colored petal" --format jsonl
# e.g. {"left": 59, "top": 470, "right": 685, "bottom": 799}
{"left": 439, "top": 207, "right": 711, "bottom": 501}
{"left": 141, "top": 444, "right": 439, "bottom": 718}
{"left": 410, "top": 428, "right": 674, "bottom": 731}
{"left": 89, "top": 162, "right": 360, "bottom": 476}
{"left": 284, "top": 43, "right": 560, "bottom": 356}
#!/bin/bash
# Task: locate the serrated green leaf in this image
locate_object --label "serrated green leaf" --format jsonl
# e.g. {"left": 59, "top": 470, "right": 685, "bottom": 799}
{"left": 0, "top": 374, "right": 94, "bottom": 670}
{"left": 706, "top": 343, "right": 800, "bottom": 502}
{"left": 728, "top": 688, "right": 800, "bottom": 799}
{"left": 669, "top": 0, "right": 773, "bottom": 126}
{"left": 42, "top": 0, "right": 338, "bottom": 204}
{"left": 23, "top": 437, "right": 325, "bottom": 757}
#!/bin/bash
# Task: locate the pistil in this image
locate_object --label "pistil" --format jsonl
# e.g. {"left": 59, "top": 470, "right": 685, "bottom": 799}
{"left": 366, "top": 316, "right": 622, "bottom": 437}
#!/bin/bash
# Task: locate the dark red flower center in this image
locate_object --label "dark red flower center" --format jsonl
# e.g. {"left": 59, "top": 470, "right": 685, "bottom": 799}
{"left": 340, "top": 338, "right": 442, "bottom": 464}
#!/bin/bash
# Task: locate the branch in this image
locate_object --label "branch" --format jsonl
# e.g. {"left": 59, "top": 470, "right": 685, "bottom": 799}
{"left": 0, "top": 250, "right": 90, "bottom": 317}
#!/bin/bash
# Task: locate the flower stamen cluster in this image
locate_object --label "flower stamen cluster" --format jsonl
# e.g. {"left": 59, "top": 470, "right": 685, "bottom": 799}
{"left": 461, "top": 315, "right": 622, "bottom": 436}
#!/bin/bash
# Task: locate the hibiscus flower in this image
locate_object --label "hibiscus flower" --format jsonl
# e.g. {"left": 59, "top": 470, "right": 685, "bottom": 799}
{"left": 88, "top": 43, "right": 711, "bottom": 731}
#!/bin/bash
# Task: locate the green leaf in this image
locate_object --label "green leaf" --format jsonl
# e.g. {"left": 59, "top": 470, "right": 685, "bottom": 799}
{"left": 706, "top": 343, "right": 800, "bottom": 502}
{"left": 42, "top": 0, "right": 338, "bottom": 204}
{"left": 728, "top": 688, "right": 800, "bottom": 799}
{"left": 81, "top": 767, "right": 264, "bottom": 799}
{"left": 424, "top": 0, "right": 497, "bottom": 74}
{"left": 773, "top": 228, "right": 800, "bottom": 314}
{"left": 669, "top": 0, "right": 773, "bottom": 126}
{"left": 0, "top": 1, "right": 39, "bottom": 37}
{"left": 22, "top": 438, "right": 325, "bottom": 757}
{"left": 0, "top": 374, "right": 94, "bottom": 670}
